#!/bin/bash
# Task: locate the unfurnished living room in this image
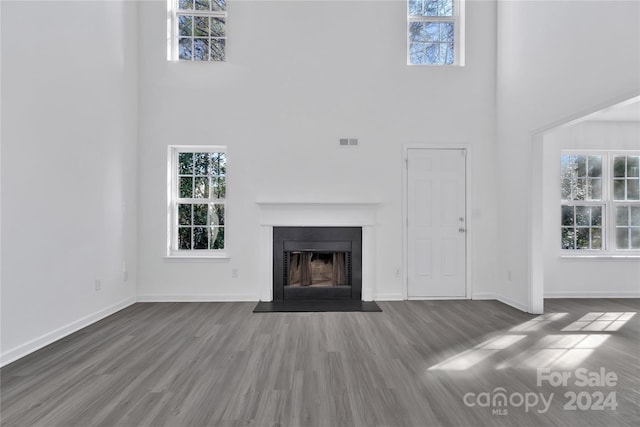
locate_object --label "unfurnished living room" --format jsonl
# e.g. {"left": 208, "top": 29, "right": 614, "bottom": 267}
{"left": 1, "top": 0, "right": 639, "bottom": 426}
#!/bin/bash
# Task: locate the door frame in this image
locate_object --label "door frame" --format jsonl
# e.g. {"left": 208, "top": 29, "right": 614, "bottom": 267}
{"left": 402, "top": 144, "right": 472, "bottom": 300}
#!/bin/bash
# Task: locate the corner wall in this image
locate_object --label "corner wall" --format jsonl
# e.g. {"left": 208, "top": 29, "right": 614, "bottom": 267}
{"left": 0, "top": 0, "right": 139, "bottom": 366}
{"left": 496, "top": 0, "right": 640, "bottom": 311}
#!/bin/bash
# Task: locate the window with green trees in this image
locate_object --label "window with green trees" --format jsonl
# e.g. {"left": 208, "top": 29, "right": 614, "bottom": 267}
{"left": 169, "top": 147, "right": 226, "bottom": 255}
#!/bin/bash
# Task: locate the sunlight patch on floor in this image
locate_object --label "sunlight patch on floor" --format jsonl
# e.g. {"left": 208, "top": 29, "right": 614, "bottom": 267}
{"left": 562, "top": 312, "right": 636, "bottom": 332}
{"left": 496, "top": 334, "right": 610, "bottom": 370}
{"left": 510, "top": 313, "right": 568, "bottom": 332}
{"left": 430, "top": 311, "right": 631, "bottom": 373}
{"left": 428, "top": 335, "right": 526, "bottom": 371}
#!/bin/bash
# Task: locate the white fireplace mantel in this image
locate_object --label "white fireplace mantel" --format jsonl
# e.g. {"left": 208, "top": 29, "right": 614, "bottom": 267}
{"left": 257, "top": 201, "right": 379, "bottom": 302}
{"left": 256, "top": 201, "right": 379, "bottom": 227}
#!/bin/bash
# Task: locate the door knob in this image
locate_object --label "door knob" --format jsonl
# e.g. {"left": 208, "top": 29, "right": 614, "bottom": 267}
{"left": 459, "top": 227, "right": 466, "bottom": 233}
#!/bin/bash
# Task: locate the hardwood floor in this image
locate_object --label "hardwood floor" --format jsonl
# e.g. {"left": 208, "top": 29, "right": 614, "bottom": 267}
{"left": 1, "top": 299, "right": 639, "bottom": 426}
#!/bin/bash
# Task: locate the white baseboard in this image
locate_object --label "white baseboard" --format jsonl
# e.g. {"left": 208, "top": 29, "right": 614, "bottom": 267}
{"left": 497, "top": 294, "right": 529, "bottom": 312}
{"left": 473, "top": 292, "right": 529, "bottom": 312}
{"left": 545, "top": 291, "right": 640, "bottom": 299}
{"left": 407, "top": 296, "right": 467, "bottom": 300}
{"left": 372, "top": 293, "right": 404, "bottom": 301}
{"left": 137, "top": 294, "right": 260, "bottom": 302}
{"left": 472, "top": 292, "right": 497, "bottom": 300}
{"left": 0, "top": 296, "right": 136, "bottom": 368}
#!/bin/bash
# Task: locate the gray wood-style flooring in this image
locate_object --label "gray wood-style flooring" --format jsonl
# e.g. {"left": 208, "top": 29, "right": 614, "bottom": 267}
{"left": 1, "top": 299, "right": 639, "bottom": 426}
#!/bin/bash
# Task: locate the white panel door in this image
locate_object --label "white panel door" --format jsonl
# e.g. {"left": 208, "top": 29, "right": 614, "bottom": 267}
{"left": 408, "top": 149, "right": 466, "bottom": 298}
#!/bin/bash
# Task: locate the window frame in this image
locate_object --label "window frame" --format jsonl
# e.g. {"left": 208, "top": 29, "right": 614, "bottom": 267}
{"left": 407, "top": 0, "right": 465, "bottom": 66}
{"left": 560, "top": 150, "right": 640, "bottom": 257}
{"left": 167, "top": 0, "right": 227, "bottom": 62}
{"left": 167, "top": 145, "right": 228, "bottom": 259}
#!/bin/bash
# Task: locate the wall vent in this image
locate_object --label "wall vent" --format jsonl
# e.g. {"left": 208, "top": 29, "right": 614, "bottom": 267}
{"left": 339, "top": 138, "right": 358, "bottom": 147}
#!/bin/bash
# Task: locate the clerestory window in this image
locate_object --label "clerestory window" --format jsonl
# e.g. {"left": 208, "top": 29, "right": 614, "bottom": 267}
{"left": 408, "top": 0, "right": 465, "bottom": 66}
{"left": 168, "top": 0, "right": 227, "bottom": 62}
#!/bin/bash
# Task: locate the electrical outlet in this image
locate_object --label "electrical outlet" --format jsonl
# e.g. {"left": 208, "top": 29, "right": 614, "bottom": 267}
{"left": 232, "top": 268, "right": 239, "bottom": 278}
{"left": 95, "top": 279, "right": 102, "bottom": 291}
{"left": 394, "top": 268, "right": 401, "bottom": 278}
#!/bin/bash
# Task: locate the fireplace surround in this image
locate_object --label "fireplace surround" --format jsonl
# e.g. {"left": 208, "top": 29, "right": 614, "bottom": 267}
{"left": 256, "top": 201, "right": 379, "bottom": 302}
{"left": 273, "top": 227, "right": 362, "bottom": 301}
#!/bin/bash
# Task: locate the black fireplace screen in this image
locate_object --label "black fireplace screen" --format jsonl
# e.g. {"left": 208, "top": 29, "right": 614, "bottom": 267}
{"left": 273, "top": 227, "right": 362, "bottom": 301}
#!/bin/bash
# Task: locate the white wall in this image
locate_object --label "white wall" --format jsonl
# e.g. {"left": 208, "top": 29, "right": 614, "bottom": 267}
{"left": 496, "top": 0, "right": 640, "bottom": 310}
{"left": 2, "top": 0, "right": 635, "bottom": 366}
{"left": 543, "top": 121, "right": 640, "bottom": 297}
{"left": 0, "top": 0, "right": 138, "bottom": 365}
{"left": 0, "top": 1, "right": 3, "bottom": 357}
{"left": 136, "top": 0, "right": 499, "bottom": 301}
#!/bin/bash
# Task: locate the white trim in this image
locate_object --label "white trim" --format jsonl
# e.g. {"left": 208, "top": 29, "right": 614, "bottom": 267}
{"left": 0, "top": 297, "right": 136, "bottom": 368}
{"left": 408, "top": 296, "right": 466, "bottom": 300}
{"left": 471, "top": 292, "right": 497, "bottom": 300}
{"left": 163, "top": 255, "right": 230, "bottom": 261}
{"left": 497, "top": 294, "right": 529, "bottom": 312}
{"left": 372, "top": 293, "right": 404, "bottom": 301}
{"left": 473, "top": 293, "right": 532, "bottom": 313}
{"left": 401, "top": 144, "right": 472, "bottom": 301}
{"left": 167, "top": 0, "right": 175, "bottom": 60}
{"left": 401, "top": 147, "right": 408, "bottom": 300}
{"left": 256, "top": 201, "right": 379, "bottom": 226}
{"left": 169, "top": 145, "right": 227, "bottom": 153}
{"left": 137, "top": 294, "right": 259, "bottom": 302}
{"left": 532, "top": 93, "right": 640, "bottom": 137}
{"left": 559, "top": 254, "right": 640, "bottom": 259}
{"left": 545, "top": 291, "right": 640, "bottom": 299}
{"left": 530, "top": 134, "right": 545, "bottom": 314}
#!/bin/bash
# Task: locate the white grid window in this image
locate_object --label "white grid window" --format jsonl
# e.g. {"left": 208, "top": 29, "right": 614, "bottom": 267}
{"left": 168, "top": 0, "right": 227, "bottom": 61}
{"left": 561, "top": 152, "right": 640, "bottom": 253}
{"left": 168, "top": 146, "right": 227, "bottom": 256}
{"left": 408, "top": 0, "right": 465, "bottom": 66}
{"left": 613, "top": 155, "right": 640, "bottom": 249}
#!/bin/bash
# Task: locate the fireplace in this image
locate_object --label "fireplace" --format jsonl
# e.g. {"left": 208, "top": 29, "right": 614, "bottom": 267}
{"left": 273, "top": 227, "right": 362, "bottom": 301}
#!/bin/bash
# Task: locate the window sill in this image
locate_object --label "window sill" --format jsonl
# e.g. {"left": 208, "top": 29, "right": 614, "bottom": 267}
{"left": 164, "top": 253, "right": 229, "bottom": 262}
{"left": 560, "top": 253, "right": 640, "bottom": 259}
{"left": 407, "top": 63, "right": 465, "bottom": 67}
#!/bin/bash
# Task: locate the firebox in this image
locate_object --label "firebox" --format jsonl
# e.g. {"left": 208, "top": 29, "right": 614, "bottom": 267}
{"left": 273, "top": 227, "right": 362, "bottom": 301}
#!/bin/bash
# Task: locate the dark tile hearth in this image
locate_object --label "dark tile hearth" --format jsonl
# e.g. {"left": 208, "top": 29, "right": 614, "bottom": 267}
{"left": 253, "top": 299, "right": 382, "bottom": 313}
